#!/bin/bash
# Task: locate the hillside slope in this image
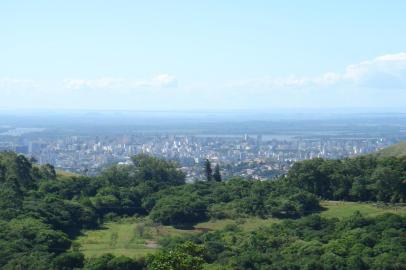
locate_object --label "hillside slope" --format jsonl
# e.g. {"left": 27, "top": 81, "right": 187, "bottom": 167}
{"left": 375, "top": 141, "right": 406, "bottom": 158}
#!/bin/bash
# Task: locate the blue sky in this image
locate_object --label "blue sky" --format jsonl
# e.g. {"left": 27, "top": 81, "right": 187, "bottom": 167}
{"left": 1, "top": 1, "right": 406, "bottom": 111}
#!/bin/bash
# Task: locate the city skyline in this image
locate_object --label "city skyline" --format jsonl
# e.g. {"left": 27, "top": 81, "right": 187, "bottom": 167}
{"left": 1, "top": 113, "right": 405, "bottom": 179}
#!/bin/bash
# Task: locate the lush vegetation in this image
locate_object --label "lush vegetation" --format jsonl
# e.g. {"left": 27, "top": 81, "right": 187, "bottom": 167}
{"left": 319, "top": 201, "right": 406, "bottom": 219}
{"left": 149, "top": 179, "right": 320, "bottom": 225}
{"left": 162, "top": 212, "right": 406, "bottom": 270}
{"left": 375, "top": 141, "right": 406, "bottom": 158}
{"left": 76, "top": 217, "right": 196, "bottom": 258}
{"left": 0, "top": 152, "right": 187, "bottom": 269}
{"left": 0, "top": 150, "right": 406, "bottom": 269}
{"left": 76, "top": 202, "right": 406, "bottom": 260}
{"left": 288, "top": 155, "right": 406, "bottom": 203}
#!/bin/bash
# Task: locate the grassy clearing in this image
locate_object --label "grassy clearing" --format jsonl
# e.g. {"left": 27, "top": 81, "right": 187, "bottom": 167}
{"left": 76, "top": 216, "right": 279, "bottom": 258}
{"left": 75, "top": 217, "right": 195, "bottom": 258}
{"left": 56, "top": 170, "right": 80, "bottom": 177}
{"left": 76, "top": 202, "right": 406, "bottom": 258}
{"left": 320, "top": 201, "right": 406, "bottom": 219}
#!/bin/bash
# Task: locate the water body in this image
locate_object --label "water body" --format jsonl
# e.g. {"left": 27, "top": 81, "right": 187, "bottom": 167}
{"left": 0, "top": 128, "right": 46, "bottom": 136}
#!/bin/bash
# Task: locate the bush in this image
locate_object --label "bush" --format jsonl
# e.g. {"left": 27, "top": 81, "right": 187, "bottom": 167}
{"left": 150, "top": 194, "right": 208, "bottom": 226}
{"left": 54, "top": 252, "right": 85, "bottom": 270}
{"left": 147, "top": 242, "right": 206, "bottom": 270}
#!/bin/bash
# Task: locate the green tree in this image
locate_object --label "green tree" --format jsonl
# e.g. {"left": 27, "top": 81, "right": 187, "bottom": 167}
{"left": 54, "top": 252, "right": 84, "bottom": 270}
{"left": 132, "top": 154, "right": 185, "bottom": 187}
{"left": 213, "top": 164, "right": 222, "bottom": 182}
{"left": 205, "top": 159, "right": 213, "bottom": 181}
{"left": 150, "top": 193, "right": 208, "bottom": 226}
{"left": 147, "top": 242, "right": 206, "bottom": 270}
{"left": 38, "top": 164, "right": 57, "bottom": 180}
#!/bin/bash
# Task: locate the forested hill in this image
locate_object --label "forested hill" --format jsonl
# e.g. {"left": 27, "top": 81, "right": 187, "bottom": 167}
{"left": 374, "top": 141, "right": 406, "bottom": 158}
{"left": 0, "top": 151, "right": 405, "bottom": 269}
{"left": 0, "top": 152, "right": 320, "bottom": 269}
{"left": 287, "top": 154, "right": 406, "bottom": 203}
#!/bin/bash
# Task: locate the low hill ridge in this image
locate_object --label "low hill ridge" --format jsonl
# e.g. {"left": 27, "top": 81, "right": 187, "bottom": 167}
{"left": 375, "top": 141, "right": 406, "bottom": 158}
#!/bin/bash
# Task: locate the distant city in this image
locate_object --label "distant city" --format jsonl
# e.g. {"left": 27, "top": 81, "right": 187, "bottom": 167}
{"left": 0, "top": 131, "right": 401, "bottom": 181}
{"left": 1, "top": 112, "right": 405, "bottom": 181}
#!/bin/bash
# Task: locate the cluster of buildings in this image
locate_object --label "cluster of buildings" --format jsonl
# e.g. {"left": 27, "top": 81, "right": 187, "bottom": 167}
{"left": 0, "top": 131, "right": 398, "bottom": 181}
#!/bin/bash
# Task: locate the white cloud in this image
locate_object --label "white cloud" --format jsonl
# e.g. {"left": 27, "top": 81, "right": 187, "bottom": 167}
{"left": 226, "top": 72, "right": 341, "bottom": 89}
{"left": 229, "top": 52, "right": 406, "bottom": 90}
{"left": 153, "top": 74, "right": 178, "bottom": 88}
{"left": 0, "top": 78, "right": 37, "bottom": 89}
{"left": 1, "top": 52, "right": 406, "bottom": 97}
{"left": 63, "top": 74, "right": 177, "bottom": 90}
{"left": 343, "top": 52, "right": 406, "bottom": 88}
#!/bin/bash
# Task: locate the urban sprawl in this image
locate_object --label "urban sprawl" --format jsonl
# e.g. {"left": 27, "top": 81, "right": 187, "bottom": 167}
{"left": 0, "top": 130, "right": 397, "bottom": 181}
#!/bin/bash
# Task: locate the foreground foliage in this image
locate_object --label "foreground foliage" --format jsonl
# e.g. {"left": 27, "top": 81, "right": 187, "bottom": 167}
{"left": 288, "top": 155, "right": 406, "bottom": 202}
{"left": 0, "top": 151, "right": 405, "bottom": 269}
{"left": 147, "top": 242, "right": 206, "bottom": 270}
{"left": 160, "top": 213, "right": 406, "bottom": 270}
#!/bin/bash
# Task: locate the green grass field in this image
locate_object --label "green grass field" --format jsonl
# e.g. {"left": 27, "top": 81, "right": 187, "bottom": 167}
{"left": 75, "top": 216, "right": 281, "bottom": 258}
{"left": 75, "top": 202, "right": 406, "bottom": 259}
{"left": 320, "top": 201, "right": 406, "bottom": 219}
{"left": 75, "top": 217, "right": 195, "bottom": 258}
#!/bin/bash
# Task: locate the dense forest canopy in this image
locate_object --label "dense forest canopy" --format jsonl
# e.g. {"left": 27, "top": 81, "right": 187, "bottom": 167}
{"left": 0, "top": 151, "right": 405, "bottom": 269}
{"left": 288, "top": 155, "right": 406, "bottom": 203}
{"left": 158, "top": 212, "right": 406, "bottom": 270}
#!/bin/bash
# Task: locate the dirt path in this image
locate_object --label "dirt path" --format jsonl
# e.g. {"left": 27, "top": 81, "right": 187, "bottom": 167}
{"left": 145, "top": 240, "right": 160, "bottom": 248}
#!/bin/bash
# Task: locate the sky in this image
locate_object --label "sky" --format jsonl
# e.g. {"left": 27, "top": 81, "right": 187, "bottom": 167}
{"left": 1, "top": 1, "right": 406, "bottom": 111}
